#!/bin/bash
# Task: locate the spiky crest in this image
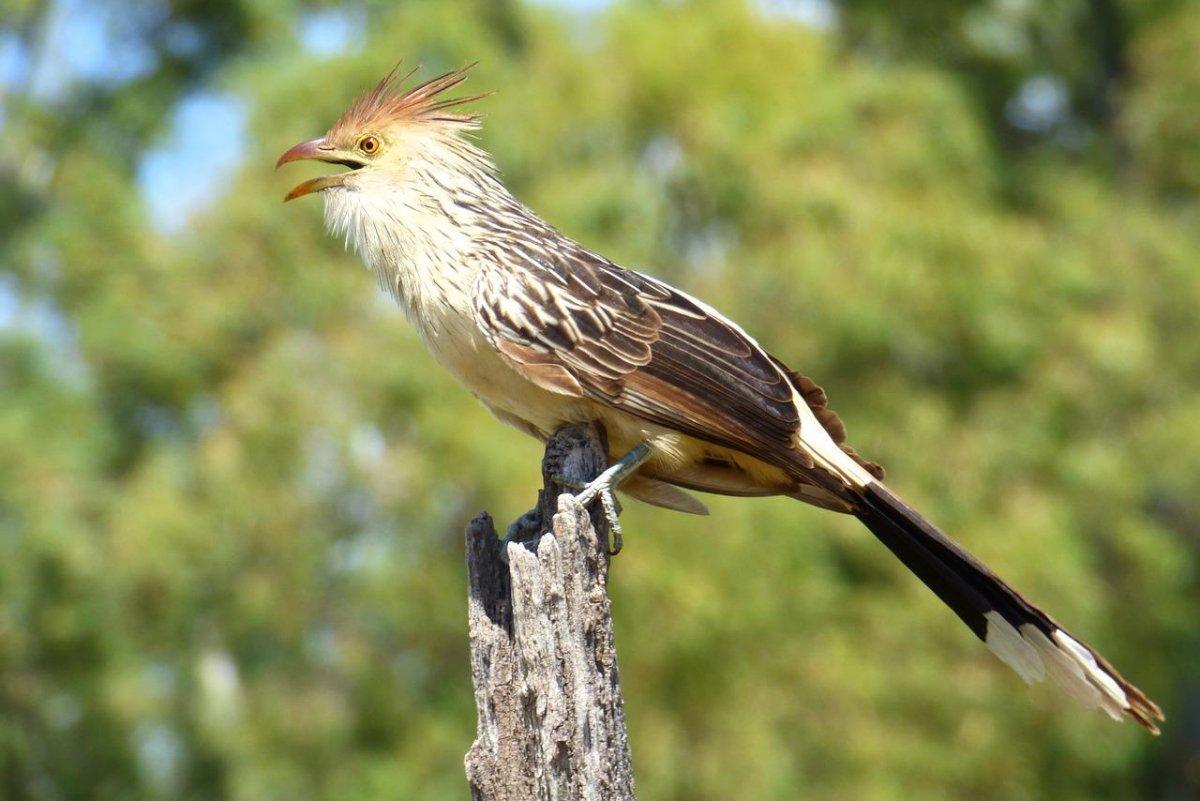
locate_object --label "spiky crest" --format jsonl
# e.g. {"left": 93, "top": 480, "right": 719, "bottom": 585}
{"left": 327, "top": 63, "right": 489, "bottom": 140}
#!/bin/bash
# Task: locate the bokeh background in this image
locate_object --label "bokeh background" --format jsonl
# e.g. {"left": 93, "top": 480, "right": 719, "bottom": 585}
{"left": 2, "top": 0, "right": 1199, "bottom": 798}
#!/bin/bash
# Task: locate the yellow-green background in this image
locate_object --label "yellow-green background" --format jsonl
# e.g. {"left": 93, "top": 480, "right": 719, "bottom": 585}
{"left": 2, "top": 0, "right": 1198, "bottom": 798}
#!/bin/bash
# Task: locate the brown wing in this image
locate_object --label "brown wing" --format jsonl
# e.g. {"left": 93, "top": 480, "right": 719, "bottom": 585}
{"left": 472, "top": 239, "right": 879, "bottom": 478}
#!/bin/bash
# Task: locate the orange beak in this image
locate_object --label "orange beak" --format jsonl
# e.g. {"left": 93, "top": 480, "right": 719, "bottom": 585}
{"left": 275, "top": 138, "right": 364, "bottom": 202}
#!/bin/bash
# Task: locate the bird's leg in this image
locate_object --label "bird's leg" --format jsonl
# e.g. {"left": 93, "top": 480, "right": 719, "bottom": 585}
{"left": 506, "top": 441, "right": 652, "bottom": 559}
{"left": 572, "top": 442, "right": 652, "bottom": 555}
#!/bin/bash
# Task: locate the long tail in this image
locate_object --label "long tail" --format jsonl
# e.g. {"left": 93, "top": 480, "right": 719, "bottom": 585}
{"left": 851, "top": 481, "right": 1163, "bottom": 733}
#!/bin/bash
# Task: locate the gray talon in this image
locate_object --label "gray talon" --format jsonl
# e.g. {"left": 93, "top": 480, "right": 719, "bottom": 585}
{"left": 571, "top": 443, "right": 650, "bottom": 556}
{"left": 599, "top": 490, "right": 623, "bottom": 554}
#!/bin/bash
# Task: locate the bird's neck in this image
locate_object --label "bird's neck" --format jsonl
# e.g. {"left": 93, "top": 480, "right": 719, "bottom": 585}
{"left": 323, "top": 139, "right": 539, "bottom": 335}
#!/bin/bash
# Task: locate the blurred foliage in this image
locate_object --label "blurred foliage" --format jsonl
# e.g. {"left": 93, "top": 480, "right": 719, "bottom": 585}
{"left": 1123, "top": 4, "right": 1200, "bottom": 195}
{"left": 1, "top": 0, "right": 1198, "bottom": 799}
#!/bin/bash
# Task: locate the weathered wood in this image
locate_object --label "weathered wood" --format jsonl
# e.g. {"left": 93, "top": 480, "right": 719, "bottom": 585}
{"left": 464, "top": 422, "right": 636, "bottom": 801}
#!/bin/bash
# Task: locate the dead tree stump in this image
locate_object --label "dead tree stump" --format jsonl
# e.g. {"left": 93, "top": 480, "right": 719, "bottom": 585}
{"left": 464, "top": 422, "right": 636, "bottom": 801}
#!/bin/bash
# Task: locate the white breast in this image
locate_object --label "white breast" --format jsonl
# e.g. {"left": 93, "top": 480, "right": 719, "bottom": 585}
{"left": 325, "top": 181, "right": 589, "bottom": 434}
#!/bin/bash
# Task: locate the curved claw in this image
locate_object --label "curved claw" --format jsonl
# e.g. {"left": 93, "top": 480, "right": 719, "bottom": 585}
{"left": 598, "top": 490, "right": 624, "bottom": 555}
{"left": 572, "top": 442, "right": 650, "bottom": 556}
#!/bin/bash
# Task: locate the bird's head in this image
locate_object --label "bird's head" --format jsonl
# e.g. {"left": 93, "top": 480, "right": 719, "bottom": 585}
{"left": 276, "top": 63, "right": 489, "bottom": 202}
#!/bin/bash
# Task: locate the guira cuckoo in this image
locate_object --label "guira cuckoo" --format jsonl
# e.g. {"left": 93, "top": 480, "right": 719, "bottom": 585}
{"left": 277, "top": 65, "right": 1162, "bottom": 733}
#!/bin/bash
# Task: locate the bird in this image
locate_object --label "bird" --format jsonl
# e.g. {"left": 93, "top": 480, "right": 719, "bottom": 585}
{"left": 276, "top": 64, "right": 1164, "bottom": 733}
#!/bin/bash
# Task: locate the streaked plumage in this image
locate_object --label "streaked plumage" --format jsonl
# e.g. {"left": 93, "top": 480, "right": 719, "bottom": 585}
{"left": 277, "top": 65, "right": 1163, "bottom": 733}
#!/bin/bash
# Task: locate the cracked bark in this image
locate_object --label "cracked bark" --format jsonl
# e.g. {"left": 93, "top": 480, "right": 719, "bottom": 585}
{"left": 464, "top": 422, "right": 636, "bottom": 801}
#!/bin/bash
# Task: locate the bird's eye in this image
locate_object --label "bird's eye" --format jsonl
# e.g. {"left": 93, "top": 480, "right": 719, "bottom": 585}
{"left": 358, "top": 135, "right": 380, "bottom": 155}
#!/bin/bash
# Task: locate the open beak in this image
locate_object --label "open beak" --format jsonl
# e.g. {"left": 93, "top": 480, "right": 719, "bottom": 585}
{"left": 275, "top": 138, "right": 365, "bottom": 202}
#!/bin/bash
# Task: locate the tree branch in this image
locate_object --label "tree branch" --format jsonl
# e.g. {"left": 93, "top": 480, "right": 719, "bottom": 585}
{"left": 464, "top": 422, "right": 636, "bottom": 801}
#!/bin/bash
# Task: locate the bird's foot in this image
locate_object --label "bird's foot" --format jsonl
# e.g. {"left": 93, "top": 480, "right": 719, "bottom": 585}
{"left": 571, "top": 442, "right": 652, "bottom": 555}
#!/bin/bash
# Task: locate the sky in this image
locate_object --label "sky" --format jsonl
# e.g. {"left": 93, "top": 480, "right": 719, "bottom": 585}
{"left": 137, "top": 6, "right": 368, "bottom": 232}
{"left": 8, "top": 0, "right": 1075, "bottom": 240}
{"left": 1, "top": 0, "right": 839, "bottom": 235}
{"left": 144, "top": 0, "right": 834, "bottom": 231}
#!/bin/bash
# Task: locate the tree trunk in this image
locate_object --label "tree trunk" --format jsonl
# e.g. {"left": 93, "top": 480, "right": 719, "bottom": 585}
{"left": 464, "top": 423, "right": 636, "bottom": 801}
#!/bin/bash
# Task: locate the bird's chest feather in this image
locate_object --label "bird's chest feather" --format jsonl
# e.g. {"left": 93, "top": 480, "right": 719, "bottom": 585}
{"left": 397, "top": 261, "right": 551, "bottom": 417}
{"left": 325, "top": 185, "right": 586, "bottom": 431}
{"left": 416, "top": 299, "right": 502, "bottom": 389}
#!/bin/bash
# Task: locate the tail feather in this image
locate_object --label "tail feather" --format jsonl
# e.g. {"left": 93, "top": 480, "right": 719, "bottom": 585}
{"left": 852, "top": 481, "right": 1164, "bottom": 734}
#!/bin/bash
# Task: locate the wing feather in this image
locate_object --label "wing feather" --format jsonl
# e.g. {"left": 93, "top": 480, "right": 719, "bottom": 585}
{"left": 472, "top": 241, "right": 876, "bottom": 480}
